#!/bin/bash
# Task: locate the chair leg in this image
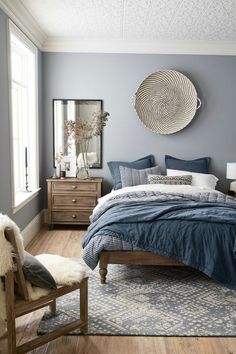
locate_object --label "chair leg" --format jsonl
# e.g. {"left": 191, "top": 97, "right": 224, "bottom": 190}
{"left": 5, "top": 271, "right": 17, "bottom": 354}
{"left": 80, "top": 278, "right": 88, "bottom": 334}
{"left": 49, "top": 299, "right": 57, "bottom": 315}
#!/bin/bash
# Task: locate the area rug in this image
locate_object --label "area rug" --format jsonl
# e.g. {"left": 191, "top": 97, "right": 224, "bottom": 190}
{"left": 38, "top": 263, "right": 236, "bottom": 336}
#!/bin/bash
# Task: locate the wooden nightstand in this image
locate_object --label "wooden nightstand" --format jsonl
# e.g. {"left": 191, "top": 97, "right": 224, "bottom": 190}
{"left": 47, "top": 177, "right": 102, "bottom": 229}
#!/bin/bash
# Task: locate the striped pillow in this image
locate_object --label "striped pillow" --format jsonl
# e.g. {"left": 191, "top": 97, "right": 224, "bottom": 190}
{"left": 148, "top": 174, "right": 192, "bottom": 185}
{"left": 120, "top": 165, "right": 161, "bottom": 188}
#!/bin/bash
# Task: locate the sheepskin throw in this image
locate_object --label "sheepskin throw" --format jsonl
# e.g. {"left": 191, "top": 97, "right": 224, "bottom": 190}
{"left": 0, "top": 214, "right": 87, "bottom": 337}
{"left": 0, "top": 214, "right": 25, "bottom": 337}
{"left": 0, "top": 214, "right": 25, "bottom": 275}
{"left": 24, "top": 255, "right": 87, "bottom": 301}
{"left": 36, "top": 254, "right": 86, "bottom": 286}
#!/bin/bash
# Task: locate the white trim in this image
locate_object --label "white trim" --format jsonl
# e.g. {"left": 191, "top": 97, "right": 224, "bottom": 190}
{"left": 43, "top": 38, "right": 236, "bottom": 56}
{"left": 9, "top": 20, "right": 38, "bottom": 53}
{"left": 9, "top": 21, "right": 40, "bottom": 210}
{"left": 21, "top": 209, "right": 44, "bottom": 246}
{"left": 7, "top": 18, "right": 15, "bottom": 216}
{"left": 34, "top": 36, "right": 40, "bottom": 196}
{"left": 0, "top": 0, "right": 46, "bottom": 50}
{"left": 12, "top": 188, "right": 41, "bottom": 214}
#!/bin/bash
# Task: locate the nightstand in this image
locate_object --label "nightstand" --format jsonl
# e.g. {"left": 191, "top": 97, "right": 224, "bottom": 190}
{"left": 47, "top": 177, "right": 102, "bottom": 229}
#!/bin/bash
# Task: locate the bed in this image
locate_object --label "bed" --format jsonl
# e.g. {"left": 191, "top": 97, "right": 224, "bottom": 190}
{"left": 82, "top": 184, "right": 236, "bottom": 288}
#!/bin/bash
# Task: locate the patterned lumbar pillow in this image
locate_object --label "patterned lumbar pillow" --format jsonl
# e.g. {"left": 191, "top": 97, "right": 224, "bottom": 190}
{"left": 148, "top": 174, "right": 192, "bottom": 185}
{"left": 120, "top": 165, "right": 161, "bottom": 188}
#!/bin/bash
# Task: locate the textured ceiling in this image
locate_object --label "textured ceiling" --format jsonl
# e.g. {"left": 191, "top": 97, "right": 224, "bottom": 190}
{"left": 20, "top": 0, "right": 236, "bottom": 41}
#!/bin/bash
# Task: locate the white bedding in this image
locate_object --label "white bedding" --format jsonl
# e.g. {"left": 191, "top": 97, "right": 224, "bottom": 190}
{"left": 94, "top": 184, "right": 223, "bottom": 215}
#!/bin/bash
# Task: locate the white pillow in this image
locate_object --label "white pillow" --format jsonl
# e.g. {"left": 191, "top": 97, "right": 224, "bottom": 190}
{"left": 166, "top": 169, "right": 218, "bottom": 190}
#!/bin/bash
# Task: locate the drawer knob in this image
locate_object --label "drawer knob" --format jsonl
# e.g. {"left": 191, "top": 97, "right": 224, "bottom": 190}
{"left": 71, "top": 214, "right": 77, "bottom": 219}
{"left": 72, "top": 199, "right": 77, "bottom": 203}
{"left": 71, "top": 185, "right": 77, "bottom": 189}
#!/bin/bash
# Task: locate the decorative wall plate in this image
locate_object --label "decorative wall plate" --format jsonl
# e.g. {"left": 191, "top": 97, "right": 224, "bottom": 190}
{"left": 133, "top": 70, "right": 201, "bottom": 135}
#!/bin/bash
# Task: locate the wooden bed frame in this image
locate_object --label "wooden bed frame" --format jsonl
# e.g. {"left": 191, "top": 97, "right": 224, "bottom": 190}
{"left": 99, "top": 250, "right": 184, "bottom": 283}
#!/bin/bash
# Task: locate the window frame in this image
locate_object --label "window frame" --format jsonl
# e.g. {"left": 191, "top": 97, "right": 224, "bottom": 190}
{"left": 8, "top": 21, "right": 40, "bottom": 213}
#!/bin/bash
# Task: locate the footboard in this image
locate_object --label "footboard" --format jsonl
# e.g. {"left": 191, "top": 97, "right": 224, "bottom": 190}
{"left": 99, "top": 251, "right": 184, "bottom": 284}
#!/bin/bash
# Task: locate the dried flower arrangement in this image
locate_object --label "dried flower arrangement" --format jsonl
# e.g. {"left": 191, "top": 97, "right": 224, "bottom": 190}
{"left": 64, "top": 111, "right": 110, "bottom": 178}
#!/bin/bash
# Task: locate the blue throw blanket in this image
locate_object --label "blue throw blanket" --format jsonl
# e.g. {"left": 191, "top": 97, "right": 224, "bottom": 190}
{"left": 82, "top": 190, "right": 236, "bottom": 289}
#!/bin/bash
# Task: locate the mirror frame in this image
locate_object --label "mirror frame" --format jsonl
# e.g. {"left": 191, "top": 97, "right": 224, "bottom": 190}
{"left": 52, "top": 99, "right": 103, "bottom": 169}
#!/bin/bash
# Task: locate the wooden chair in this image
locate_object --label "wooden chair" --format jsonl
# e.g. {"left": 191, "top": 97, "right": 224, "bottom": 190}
{"left": 4, "top": 227, "right": 88, "bottom": 354}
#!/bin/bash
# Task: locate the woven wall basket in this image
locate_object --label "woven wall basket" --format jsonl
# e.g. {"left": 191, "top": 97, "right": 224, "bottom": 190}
{"left": 133, "top": 70, "right": 201, "bottom": 135}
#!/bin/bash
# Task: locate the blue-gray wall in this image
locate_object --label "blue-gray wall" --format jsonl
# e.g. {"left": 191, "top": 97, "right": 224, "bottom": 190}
{"left": 43, "top": 52, "right": 236, "bottom": 194}
{"left": 1, "top": 8, "right": 236, "bottom": 224}
{"left": 0, "top": 8, "right": 44, "bottom": 230}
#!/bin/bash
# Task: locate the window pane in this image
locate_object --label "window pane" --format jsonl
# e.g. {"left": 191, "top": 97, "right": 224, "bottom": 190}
{"left": 11, "top": 49, "right": 24, "bottom": 83}
{"left": 10, "top": 22, "right": 38, "bottom": 206}
{"left": 12, "top": 83, "right": 26, "bottom": 192}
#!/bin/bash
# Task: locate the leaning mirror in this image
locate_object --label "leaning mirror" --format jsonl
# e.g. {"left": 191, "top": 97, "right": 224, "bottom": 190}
{"left": 53, "top": 99, "right": 103, "bottom": 168}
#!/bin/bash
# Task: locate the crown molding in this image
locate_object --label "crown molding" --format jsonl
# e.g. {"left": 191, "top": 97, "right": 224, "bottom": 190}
{"left": 43, "top": 37, "right": 236, "bottom": 56}
{"left": 0, "top": 0, "right": 47, "bottom": 50}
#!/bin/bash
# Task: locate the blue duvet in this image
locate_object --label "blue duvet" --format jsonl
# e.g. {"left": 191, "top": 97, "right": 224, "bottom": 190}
{"left": 82, "top": 190, "right": 236, "bottom": 289}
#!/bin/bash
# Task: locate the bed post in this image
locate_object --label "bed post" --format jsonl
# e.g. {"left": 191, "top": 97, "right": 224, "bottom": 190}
{"left": 99, "top": 253, "right": 108, "bottom": 284}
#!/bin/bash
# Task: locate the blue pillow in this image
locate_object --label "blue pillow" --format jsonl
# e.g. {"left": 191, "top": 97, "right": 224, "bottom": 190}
{"left": 165, "top": 155, "right": 210, "bottom": 174}
{"left": 108, "top": 155, "right": 155, "bottom": 190}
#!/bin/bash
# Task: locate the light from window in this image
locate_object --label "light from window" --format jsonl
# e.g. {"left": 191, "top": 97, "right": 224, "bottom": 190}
{"left": 9, "top": 22, "right": 39, "bottom": 209}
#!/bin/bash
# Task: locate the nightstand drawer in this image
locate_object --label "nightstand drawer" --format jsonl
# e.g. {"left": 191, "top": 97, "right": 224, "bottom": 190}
{"left": 52, "top": 181, "right": 97, "bottom": 192}
{"left": 53, "top": 195, "right": 97, "bottom": 208}
{"left": 52, "top": 211, "right": 91, "bottom": 223}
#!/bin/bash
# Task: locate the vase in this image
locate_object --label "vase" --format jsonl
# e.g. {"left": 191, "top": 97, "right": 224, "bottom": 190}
{"left": 77, "top": 152, "right": 90, "bottom": 179}
{"left": 77, "top": 166, "right": 90, "bottom": 179}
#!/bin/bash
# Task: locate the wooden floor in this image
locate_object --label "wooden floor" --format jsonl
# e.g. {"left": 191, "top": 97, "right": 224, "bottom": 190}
{"left": 1, "top": 227, "right": 236, "bottom": 354}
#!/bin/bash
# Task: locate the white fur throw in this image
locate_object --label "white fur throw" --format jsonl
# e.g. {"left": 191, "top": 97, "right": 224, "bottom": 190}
{"left": 25, "top": 255, "right": 87, "bottom": 301}
{"left": 0, "top": 214, "right": 25, "bottom": 276}
{"left": 36, "top": 254, "right": 86, "bottom": 285}
{"left": 0, "top": 214, "right": 87, "bottom": 338}
{"left": 0, "top": 214, "right": 25, "bottom": 337}
{"left": 36, "top": 254, "right": 87, "bottom": 286}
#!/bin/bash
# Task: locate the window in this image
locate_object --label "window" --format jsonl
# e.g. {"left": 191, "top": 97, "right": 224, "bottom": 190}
{"left": 9, "top": 22, "right": 39, "bottom": 211}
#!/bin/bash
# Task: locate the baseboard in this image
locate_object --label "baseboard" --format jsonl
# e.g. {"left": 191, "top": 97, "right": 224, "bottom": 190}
{"left": 22, "top": 209, "right": 45, "bottom": 246}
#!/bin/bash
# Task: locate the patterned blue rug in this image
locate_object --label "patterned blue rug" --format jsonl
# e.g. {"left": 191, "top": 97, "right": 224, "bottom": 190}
{"left": 38, "top": 264, "right": 236, "bottom": 336}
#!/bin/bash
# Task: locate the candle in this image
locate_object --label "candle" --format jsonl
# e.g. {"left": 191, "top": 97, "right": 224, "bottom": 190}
{"left": 25, "top": 147, "right": 28, "bottom": 168}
